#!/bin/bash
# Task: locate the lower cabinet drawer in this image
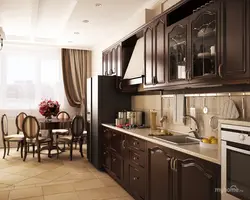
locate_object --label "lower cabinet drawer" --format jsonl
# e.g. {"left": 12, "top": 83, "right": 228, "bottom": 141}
{"left": 128, "top": 137, "right": 146, "bottom": 152}
{"left": 111, "top": 153, "right": 122, "bottom": 180}
{"left": 129, "top": 165, "right": 145, "bottom": 200}
{"left": 129, "top": 150, "right": 145, "bottom": 168}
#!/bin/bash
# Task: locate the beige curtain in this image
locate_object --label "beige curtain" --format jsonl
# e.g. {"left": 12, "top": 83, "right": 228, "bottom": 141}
{"left": 61, "top": 49, "right": 90, "bottom": 118}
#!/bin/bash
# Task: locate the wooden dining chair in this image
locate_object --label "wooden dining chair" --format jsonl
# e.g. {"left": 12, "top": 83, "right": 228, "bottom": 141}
{"left": 1, "top": 114, "right": 24, "bottom": 159}
{"left": 52, "top": 111, "right": 70, "bottom": 135}
{"left": 22, "top": 116, "right": 52, "bottom": 162}
{"left": 15, "top": 112, "right": 27, "bottom": 152}
{"left": 57, "top": 115, "right": 86, "bottom": 160}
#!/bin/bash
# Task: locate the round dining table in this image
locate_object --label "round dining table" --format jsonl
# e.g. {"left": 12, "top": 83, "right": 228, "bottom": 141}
{"left": 38, "top": 118, "right": 72, "bottom": 156}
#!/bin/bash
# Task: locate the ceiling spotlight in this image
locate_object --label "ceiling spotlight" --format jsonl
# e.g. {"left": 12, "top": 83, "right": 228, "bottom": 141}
{"left": 82, "top": 20, "right": 89, "bottom": 23}
{"left": 95, "top": 3, "right": 102, "bottom": 7}
{"left": 74, "top": 32, "right": 80, "bottom": 35}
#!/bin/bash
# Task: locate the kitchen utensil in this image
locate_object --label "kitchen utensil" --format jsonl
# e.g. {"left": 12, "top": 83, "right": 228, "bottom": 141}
{"left": 202, "top": 97, "right": 208, "bottom": 114}
{"left": 135, "top": 111, "right": 144, "bottom": 126}
{"left": 209, "top": 116, "right": 219, "bottom": 130}
{"left": 242, "top": 96, "right": 246, "bottom": 119}
{"left": 150, "top": 110, "right": 157, "bottom": 130}
{"left": 118, "top": 111, "right": 127, "bottom": 124}
{"left": 220, "top": 99, "right": 240, "bottom": 119}
{"left": 126, "top": 111, "right": 136, "bottom": 125}
{"left": 115, "top": 118, "right": 124, "bottom": 126}
{"left": 210, "top": 45, "right": 215, "bottom": 56}
{"left": 197, "top": 52, "right": 211, "bottom": 58}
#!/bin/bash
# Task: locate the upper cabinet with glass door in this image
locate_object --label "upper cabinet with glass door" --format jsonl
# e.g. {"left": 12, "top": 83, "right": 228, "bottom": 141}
{"left": 168, "top": 18, "right": 188, "bottom": 84}
{"left": 190, "top": 2, "right": 221, "bottom": 80}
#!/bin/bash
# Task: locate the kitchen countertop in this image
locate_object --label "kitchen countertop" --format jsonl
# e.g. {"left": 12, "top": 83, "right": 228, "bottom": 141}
{"left": 102, "top": 124, "right": 220, "bottom": 165}
{"left": 219, "top": 119, "right": 250, "bottom": 127}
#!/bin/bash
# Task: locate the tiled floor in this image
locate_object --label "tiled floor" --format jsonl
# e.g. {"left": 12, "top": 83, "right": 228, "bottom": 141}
{"left": 0, "top": 147, "right": 134, "bottom": 200}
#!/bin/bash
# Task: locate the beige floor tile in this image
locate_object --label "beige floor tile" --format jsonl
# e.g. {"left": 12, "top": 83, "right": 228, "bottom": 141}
{"left": 55, "top": 171, "right": 95, "bottom": 182}
{"left": 91, "top": 170, "right": 109, "bottom": 178}
{"left": 73, "top": 179, "right": 105, "bottom": 191}
{"left": 99, "top": 177, "right": 120, "bottom": 187}
{"left": 0, "top": 174, "right": 27, "bottom": 185}
{"left": 17, "top": 197, "right": 44, "bottom": 200}
{"left": 42, "top": 183, "right": 74, "bottom": 196}
{"left": 44, "top": 192, "right": 79, "bottom": 200}
{"left": 14, "top": 168, "right": 46, "bottom": 178}
{"left": 35, "top": 169, "right": 68, "bottom": 181}
{"left": 105, "top": 186, "right": 130, "bottom": 198}
{"left": 76, "top": 187, "right": 113, "bottom": 200}
{"left": 15, "top": 177, "right": 50, "bottom": 186}
{"left": 9, "top": 187, "right": 43, "bottom": 200}
{"left": 0, "top": 190, "right": 10, "bottom": 200}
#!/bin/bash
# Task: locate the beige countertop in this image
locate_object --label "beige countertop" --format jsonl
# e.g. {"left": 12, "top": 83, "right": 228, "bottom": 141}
{"left": 219, "top": 119, "right": 250, "bottom": 127}
{"left": 102, "top": 124, "right": 220, "bottom": 165}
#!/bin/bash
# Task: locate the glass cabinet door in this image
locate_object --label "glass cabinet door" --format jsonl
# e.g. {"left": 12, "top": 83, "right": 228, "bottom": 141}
{"left": 192, "top": 10, "right": 217, "bottom": 78}
{"left": 169, "top": 24, "right": 187, "bottom": 81}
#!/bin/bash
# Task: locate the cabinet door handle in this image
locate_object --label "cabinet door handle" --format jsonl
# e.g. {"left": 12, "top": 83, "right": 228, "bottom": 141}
{"left": 119, "top": 82, "right": 122, "bottom": 90}
{"left": 103, "top": 152, "right": 106, "bottom": 155}
{"left": 112, "top": 158, "right": 116, "bottom": 162}
{"left": 133, "top": 177, "right": 139, "bottom": 181}
{"left": 112, "top": 133, "right": 116, "bottom": 137}
{"left": 218, "top": 64, "right": 223, "bottom": 78}
{"left": 155, "top": 149, "right": 163, "bottom": 154}
{"left": 122, "top": 140, "right": 126, "bottom": 149}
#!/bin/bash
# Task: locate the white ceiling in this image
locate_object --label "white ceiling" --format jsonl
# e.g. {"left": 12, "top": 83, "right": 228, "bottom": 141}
{"left": 0, "top": 0, "right": 155, "bottom": 49}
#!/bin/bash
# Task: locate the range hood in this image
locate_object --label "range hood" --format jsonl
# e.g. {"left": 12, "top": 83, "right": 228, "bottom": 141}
{"left": 123, "top": 37, "right": 144, "bottom": 81}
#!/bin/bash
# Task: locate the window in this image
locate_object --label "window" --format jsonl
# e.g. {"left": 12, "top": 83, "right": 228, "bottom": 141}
{"left": 0, "top": 44, "right": 65, "bottom": 116}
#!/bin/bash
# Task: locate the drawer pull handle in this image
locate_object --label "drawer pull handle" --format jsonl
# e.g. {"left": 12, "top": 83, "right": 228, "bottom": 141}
{"left": 112, "top": 158, "right": 116, "bottom": 162}
{"left": 133, "top": 156, "right": 138, "bottom": 160}
{"left": 133, "top": 177, "right": 139, "bottom": 181}
{"left": 104, "top": 152, "right": 106, "bottom": 155}
{"left": 133, "top": 141, "right": 139, "bottom": 146}
{"left": 113, "top": 134, "right": 116, "bottom": 137}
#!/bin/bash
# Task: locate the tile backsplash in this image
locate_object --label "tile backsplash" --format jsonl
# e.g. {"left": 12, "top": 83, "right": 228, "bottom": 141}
{"left": 131, "top": 94, "right": 248, "bottom": 138}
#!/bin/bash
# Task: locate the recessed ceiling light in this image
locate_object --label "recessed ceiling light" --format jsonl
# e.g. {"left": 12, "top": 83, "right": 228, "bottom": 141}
{"left": 95, "top": 3, "right": 102, "bottom": 7}
{"left": 82, "top": 20, "right": 89, "bottom": 23}
{"left": 74, "top": 32, "right": 80, "bottom": 35}
{"left": 68, "top": 41, "right": 73, "bottom": 43}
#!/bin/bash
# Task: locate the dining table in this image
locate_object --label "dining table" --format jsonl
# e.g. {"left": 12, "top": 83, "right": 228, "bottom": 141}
{"left": 38, "top": 118, "right": 72, "bottom": 156}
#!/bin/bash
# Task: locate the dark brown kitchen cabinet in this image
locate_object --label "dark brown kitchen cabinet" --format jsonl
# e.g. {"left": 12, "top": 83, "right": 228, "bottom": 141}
{"left": 220, "top": 0, "right": 250, "bottom": 81}
{"left": 144, "top": 17, "right": 167, "bottom": 88}
{"left": 189, "top": 1, "right": 222, "bottom": 83}
{"left": 111, "top": 153, "right": 122, "bottom": 180}
{"left": 110, "top": 130, "right": 122, "bottom": 154}
{"left": 102, "top": 44, "right": 122, "bottom": 76}
{"left": 147, "top": 143, "right": 172, "bottom": 200}
{"left": 144, "top": 26, "right": 154, "bottom": 86}
{"left": 167, "top": 18, "right": 189, "bottom": 85}
{"left": 102, "top": 127, "right": 220, "bottom": 200}
{"left": 129, "top": 165, "right": 145, "bottom": 200}
{"left": 173, "top": 151, "right": 220, "bottom": 200}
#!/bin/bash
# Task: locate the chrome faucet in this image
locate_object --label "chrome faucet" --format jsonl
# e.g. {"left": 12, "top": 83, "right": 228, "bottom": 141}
{"left": 183, "top": 115, "right": 201, "bottom": 139}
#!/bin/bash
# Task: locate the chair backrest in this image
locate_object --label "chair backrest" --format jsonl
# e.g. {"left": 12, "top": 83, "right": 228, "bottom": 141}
{"left": 16, "top": 112, "right": 27, "bottom": 133}
{"left": 1, "top": 114, "right": 8, "bottom": 138}
{"left": 57, "top": 111, "right": 70, "bottom": 120}
{"left": 22, "top": 116, "right": 40, "bottom": 139}
{"left": 71, "top": 115, "right": 84, "bottom": 138}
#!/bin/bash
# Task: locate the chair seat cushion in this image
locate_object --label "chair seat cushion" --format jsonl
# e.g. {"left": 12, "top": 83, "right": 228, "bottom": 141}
{"left": 26, "top": 137, "right": 51, "bottom": 143}
{"left": 5, "top": 134, "right": 24, "bottom": 139}
{"left": 58, "top": 135, "right": 72, "bottom": 141}
{"left": 52, "top": 129, "right": 69, "bottom": 133}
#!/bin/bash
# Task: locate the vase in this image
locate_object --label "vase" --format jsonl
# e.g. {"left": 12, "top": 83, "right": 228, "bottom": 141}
{"left": 45, "top": 115, "right": 52, "bottom": 122}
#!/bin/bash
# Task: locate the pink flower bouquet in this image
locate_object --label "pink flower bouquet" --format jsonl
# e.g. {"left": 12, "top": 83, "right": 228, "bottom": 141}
{"left": 39, "top": 99, "right": 60, "bottom": 117}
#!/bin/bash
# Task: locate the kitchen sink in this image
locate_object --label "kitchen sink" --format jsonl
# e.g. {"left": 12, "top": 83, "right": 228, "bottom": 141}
{"left": 153, "top": 135, "right": 200, "bottom": 145}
